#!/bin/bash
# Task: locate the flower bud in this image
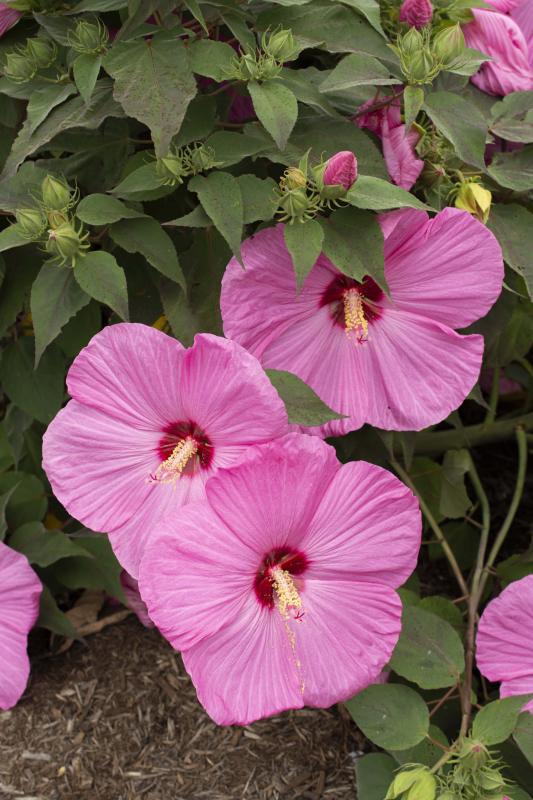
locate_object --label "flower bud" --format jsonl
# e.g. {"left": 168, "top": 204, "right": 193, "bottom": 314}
{"left": 400, "top": 0, "right": 433, "bottom": 30}
{"left": 479, "top": 766, "right": 505, "bottom": 792}
{"left": 409, "top": 49, "right": 436, "bottom": 82}
{"left": 45, "top": 221, "right": 89, "bottom": 266}
{"left": 67, "top": 19, "right": 108, "bottom": 55}
{"left": 455, "top": 182, "right": 491, "bottom": 223}
{"left": 401, "top": 27, "right": 424, "bottom": 58}
{"left": 25, "top": 37, "right": 56, "bottom": 69}
{"left": 41, "top": 175, "right": 74, "bottom": 212}
{"left": 262, "top": 27, "right": 299, "bottom": 62}
{"left": 283, "top": 167, "right": 307, "bottom": 190}
{"left": 4, "top": 51, "right": 36, "bottom": 83}
{"left": 406, "top": 771, "right": 437, "bottom": 800}
{"left": 238, "top": 53, "right": 259, "bottom": 81}
{"left": 437, "top": 793, "right": 458, "bottom": 800}
{"left": 187, "top": 144, "right": 220, "bottom": 173}
{"left": 432, "top": 24, "right": 465, "bottom": 65}
{"left": 156, "top": 154, "right": 188, "bottom": 187}
{"left": 322, "top": 151, "right": 358, "bottom": 191}
{"left": 386, "top": 767, "right": 436, "bottom": 800}
{"left": 15, "top": 208, "right": 46, "bottom": 239}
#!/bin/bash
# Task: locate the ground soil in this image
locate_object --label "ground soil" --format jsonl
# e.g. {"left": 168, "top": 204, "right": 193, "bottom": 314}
{"left": 0, "top": 617, "right": 364, "bottom": 800}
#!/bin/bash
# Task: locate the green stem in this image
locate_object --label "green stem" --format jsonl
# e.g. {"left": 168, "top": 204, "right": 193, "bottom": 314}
{"left": 484, "top": 366, "right": 500, "bottom": 427}
{"left": 390, "top": 459, "right": 469, "bottom": 598}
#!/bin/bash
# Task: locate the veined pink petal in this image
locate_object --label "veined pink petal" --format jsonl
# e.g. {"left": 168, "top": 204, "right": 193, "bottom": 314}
{"left": 486, "top": 0, "right": 523, "bottom": 11}
{"left": 477, "top": 576, "right": 533, "bottom": 699}
{"left": 399, "top": 0, "right": 433, "bottom": 28}
{"left": 301, "top": 461, "right": 421, "bottom": 586}
{"left": 120, "top": 571, "right": 153, "bottom": 627}
{"left": 500, "top": 676, "right": 533, "bottom": 712}
{"left": 512, "top": 0, "right": 533, "bottom": 67}
{"left": 384, "top": 207, "right": 504, "bottom": 328}
{"left": 381, "top": 122, "right": 424, "bottom": 191}
{"left": 323, "top": 151, "right": 358, "bottom": 190}
{"left": 0, "top": 542, "right": 42, "bottom": 710}
{"left": 0, "top": 4, "right": 21, "bottom": 38}
{"left": 465, "top": 9, "right": 533, "bottom": 95}
{"left": 205, "top": 434, "right": 340, "bottom": 553}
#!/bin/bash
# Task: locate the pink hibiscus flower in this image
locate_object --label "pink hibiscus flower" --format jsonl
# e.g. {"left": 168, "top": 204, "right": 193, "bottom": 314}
{"left": 139, "top": 434, "right": 421, "bottom": 725}
{"left": 0, "top": 3, "right": 21, "bottom": 38}
{"left": 42, "top": 324, "right": 288, "bottom": 577}
{"left": 0, "top": 542, "right": 42, "bottom": 710}
{"left": 355, "top": 95, "right": 424, "bottom": 190}
{"left": 512, "top": 0, "right": 533, "bottom": 66}
{"left": 476, "top": 575, "right": 533, "bottom": 713}
{"left": 399, "top": 0, "right": 433, "bottom": 29}
{"left": 464, "top": 5, "right": 533, "bottom": 95}
{"left": 120, "top": 571, "right": 153, "bottom": 628}
{"left": 220, "top": 209, "right": 504, "bottom": 436}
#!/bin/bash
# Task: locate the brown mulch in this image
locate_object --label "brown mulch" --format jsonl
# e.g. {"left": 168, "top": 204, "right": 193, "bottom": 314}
{"left": 0, "top": 618, "right": 364, "bottom": 800}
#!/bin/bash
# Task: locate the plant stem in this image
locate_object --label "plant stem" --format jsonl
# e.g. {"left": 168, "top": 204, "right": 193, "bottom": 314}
{"left": 484, "top": 366, "right": 500, "bottom": 426}
{"left": 390, "top": 459, "right": 469, "bottom": 598}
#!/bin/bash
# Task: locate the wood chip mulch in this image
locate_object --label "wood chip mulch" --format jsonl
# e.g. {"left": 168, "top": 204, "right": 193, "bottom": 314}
{"left": 0, "top": 617, "right": 365, "bottom": 800}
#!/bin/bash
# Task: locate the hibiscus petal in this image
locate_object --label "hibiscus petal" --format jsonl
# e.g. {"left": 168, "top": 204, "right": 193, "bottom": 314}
{"left": 301, "top": 461, "right": 421, "bottom": 587}
{"left": 139, "top": 503, "right": 257, "bottom": 650}
{"left": 42, "top": 400, "right": 161, "bottom": 534}
{"left": 384, "top": 207, "right": 504, "bottom": 329}
{"left": 205, "top": 434, "right": 340, "bottom": 553}
{"left": 477, "top": 575, "right": 533, "bottom": 683}
{"left": 512, "top": 0, "right": 533, "bottom": 63}
{"left": 381, "top": 121, "right": 424, "bottom": 190}
{"left": 182, "top": 604, "right": 304, "bottom": 725}
{"left": 66, "top": 323, "right": 186, "bottom": 429}
{"left": 0, "top": 543, "right": 41, "bottom": 710}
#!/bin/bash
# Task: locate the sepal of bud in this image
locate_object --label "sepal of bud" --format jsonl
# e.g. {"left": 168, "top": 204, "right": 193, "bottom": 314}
{"left": 455, "top": 182, "right": 491, "bottom": 223}
{"left": 15, "top": 208, "right": 46, "bottom": 239}
{"left": 187, "top": 143, "right": 222, "bottom": 173}
{"left": 4, "top": 51, "right": 36, "bottom": 83}
{"left": 401, "top": 27, "right": 424, "bottom": 58}
{"left": 45, "top": 220, "right": 89, "bottom": 267}
{"left": 67, "top": 18, "right": 108, "bottom": 55}
{"left": 432, "top": 24, "right": 465, "bottom": 66}
{"left": 156, "top": 154, "right": 188, "bottom": 187}
{"left": 262, "top": 27, "right": 299, "bottom": 62}
{"left": 399, "top": 0, "right": 433, "bottom": 30}
{"left": 386, "top": 766, "right": 436, "bottom": 800}
{"left": 479, "top": 766, "right": 505, "bottom": 792}
{"left": 26, "top": 37, "right": 56, "bottom": 69}
{"left": 408, "top": 49, "right": 436, "bottom": 82}
{"left": 41, "top": 175, "right": 75, "bottom": 213}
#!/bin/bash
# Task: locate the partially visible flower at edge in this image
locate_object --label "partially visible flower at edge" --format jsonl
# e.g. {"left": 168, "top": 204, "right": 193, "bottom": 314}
{"left": 0, "top": 541, "right": 42, "bottom": 710}
{"left": 42, "top": 324, "right": 288, "bottom": 579}
{"left": 120, "top": 571, "right": 154, "bottom": 628}
{"left": 399, "top": 0, "right": 433, "bottom": 29}
{"left": 355, "top": 94, "right": 424, "bottom": 190}
{"left": 139, "top": 433, "right": 421, "bottom": 725}
{"left": 0, "top": 3, "right": 21, "bottom": 38}
{"left": 476, "top": 574, "right": 533, "bottom": 713}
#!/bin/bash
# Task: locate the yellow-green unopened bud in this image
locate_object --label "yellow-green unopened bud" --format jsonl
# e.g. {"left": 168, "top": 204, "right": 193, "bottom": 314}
{"left": 409, "top": 48, "right": 435, "bottom": 82}
{"left": 26, "top": 38, "right": 56, "bottom": 69}
{"left": 45, "top": 221, "right": 88, "bottom": 266}
{"left": 283, "top": 167, "right": 307, "bottom": 190}
{"left": 455, "top": 182, "right": 491, "bottom": 223}
{"left": 406, "top": 771, "right": 436, "bottom": 800}
{"left": 188, "top": 144, "right": 219, "bottom": 173}
{"left": 156, "top": 155, "right": 188, "bottom": 187}
{"left": 401, "top": 26, "right": 424, "bottom": 58}
{"left": 433, "top": 24, "right": 465, "bottom": 65}
{"left": 479, "top": 766, "right": 505, "bottom": 791}
{"left": 263, "top": 28, "right": 298, "bottom": 62}
{"left": 386, "top": 767, "right": 436, "bottom": 800}
{"left": 68, "top": 19, "right": 108, "bottom": 55}
{"left": 15, "top": 208, "right": 46, "bottom": 239}
{"left": 41, "top": 175, "right": 73, "bottom": 212}
{"left": 4, "top": 51, "right": 36, "bottom": 83}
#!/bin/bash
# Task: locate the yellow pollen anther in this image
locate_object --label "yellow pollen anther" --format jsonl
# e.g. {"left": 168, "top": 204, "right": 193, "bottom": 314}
{"left": 271, "top": 567, "right": 302, "bottom": 619}
{"left": 343, "top": 288, "right": 368, "bottom": 339}
{"left": 151, "top": 437, "right": 198, "bottom": 484}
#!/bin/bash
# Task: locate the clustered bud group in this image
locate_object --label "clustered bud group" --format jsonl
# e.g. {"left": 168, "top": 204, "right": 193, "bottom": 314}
{"left": 394, "top": 23, "right": 466, "bottom": 85}
{"left": 275, "top": 150, "right": 358, "bottom": 224}
{"left": 4, "top": 36, "right": 56, "bottom": 83}
{"left": 67, "top": 18, "right": 109, "bottom": 56}
{"left": 226, "top": 27, "right": 300, "bottom": 83}
{"left": 156, "top": 142, "right": 222, "bottom": 187}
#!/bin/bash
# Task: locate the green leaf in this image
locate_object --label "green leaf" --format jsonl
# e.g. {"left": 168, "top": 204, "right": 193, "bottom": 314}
{"left": 515, "top": 712, "right": 533, "bottom": 766}
{"left": 391, "top": 724, "right": 449, "bottom": 768}
{"left": 189, "top": 39, "right": 235, "bottom": 81}
{"left": 54, "top": 533, "right": 124, "bottom": 601}
{"left": 319, "top": 53, "right": 399, "bottom": 93}
{"left": 0, "top": 484, "right": 19, "bottom": 541}
{"left": 389, "top": 605, "right": 465, "bottom": 689}
{"left": 347, "top": 176, "right": 431, "bottom": 210}
{"left": 266, "top": 369, "right": 344, "bottom": 425}
{"left": 486, "top": 301, "right": 533, "bottom": 367}
{"left": 346, "top": 684, "right": 430, "bottom": 750}
{"left": 184, "top": 0, "right": 208, "bottom": 32}
{"left": 0, "top": 338, "right": 65, "bottom": 425}
{"left": 0, "top": 472, "right": 47, "bottom": 530}
{"left": 56, "top": 301, "right": 101, "bottom": 358}
{"left": 25, "top": 83, "right": 78, "bottom": 134}
{"left": 37, "top": 586, "right": 79, "bottom": 640}
{"left": 404, "top": 85, "right": 424, "bottom": 131}
{"left": 488, "top": 145, "right": 533, "bottom": 191}
{"left": 10, "top": 522, "right": 93, "bottom": 567}
{"left": 488, "top": 205, "right": 533, "bottom": 299}
{"left": 0, "top": 224, "right": 31, "bottom": 253}
{"left": 355, "top": 753, "right": 397, "bottom": 800}
{"left": 238, "top": 175, "right": 277, "bottom": 224}
{"left": 103, "top": 33, "right": 196, "bottom": 158}
{"left": 320, "top": 206, "right": 387, "bottom": 291}
{"left": 473, "top": 696, "right": 533, "bottom": 746}
{"left": 280, "top": 68, "right": 341, "bottom": 118}
{"left": 31, "top": 263, "right": 91, "bottom": 366}
{"left": 164, "top": 205, "right": 211, "bottom": 228}
{"left": 76, "top": 193, "right": 144, "bottom": 226}
{"left": 418, "top": 596, "right": 464, "bottom": 634}
{"left": 189, "top": 171, "right": 244, "bottom": 260}
{"left": 284, "top": 220, "right": 324, "bottom": 289}
{"left": 336, "top": 0, "right": 385, "bottom": 35}
{"left": 74, "top": 251, "right": 129, "bottom": 321}
{"left": 205, "top": 130, "right": 267, "bottom": 167}
{"left": 0, "top": 251, "right": 40, "bottom": 337}
{"left": 158, "top": 278, "right": 199, "bottom": 347}
{"left": 73, "top": 53, "right": 102, "bottom": 106}
{"left": 248, "top": 80, "right": 298, "bottom": 151}
{"left": 440, "top": 448, "right": 472, "bottom": 519}
{"left": 490, "top": 92, "right": 533, "bottom": 143}
{"left": 423, "top": 91, "right": 487, "bottom": 170}
{"left": 109, "top": 216, "right": 185, "bottom": 288}
{"left": 112, "top": 162, "right": 162, "bottom": 199}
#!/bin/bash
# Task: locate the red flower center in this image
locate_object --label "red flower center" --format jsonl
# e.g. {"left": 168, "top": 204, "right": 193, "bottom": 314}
{"left": 320, "top": 274, "right": 384, "bottom": 334}
{"left": 254, "top": 547, "right": 308, "bottom": 610}
{"left": 153, "top": 421, "right": 213, "bottom": 482}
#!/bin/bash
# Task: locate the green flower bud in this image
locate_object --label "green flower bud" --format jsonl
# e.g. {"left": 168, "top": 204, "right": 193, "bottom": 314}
{"left": 4, "top": 51, "right": 36, "bottom": 83}
{"left": 408, "top": 48, "right": 435, "bottom": 82}
{"left": 401, "top": 26, "right": 424, "bottom": 58}
{"left": 433, "top": 24, "right": 465, "bottom": 65}
{"left": 386, "top": 767, "right": 434, "bottom": 799}
{"left": 238, "top": 53, "right": 260, "bottom": 81}
{"left": 41, "top": 175, "right": 74, "bottom": 213}
{"left": 479, "top": 767, "right": 505, "bottom": 792}
{"left": 156, "top": 154, "right": 188, "bottom": 187}
{"left": 262, "top": 27, "right": 299, "bottom": 62}
{"left": 187, "top": 144, "right": 221, "bottom": 173}
{"left": 406, "top": 771, "right": 436, "bottom": 800}
{"left": 45, "top": 221, "right": 89, "bottom": 267}
{"left": 26, "top": 37, "right": 56, "bottom": 69}
{"left": 283, "top": 167, "right": 307, "bottom": 190}
{"left": 67, "top": 18, "right": 108, "bottom": 55}
{"left": 455, "top": 182, "right": 491, "bottom": 223}
{"left": 15, "top": 208, "right": 46, "bottom": 239}
{"left": 436, "top": 793, "right": 458, "bottom": 800}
